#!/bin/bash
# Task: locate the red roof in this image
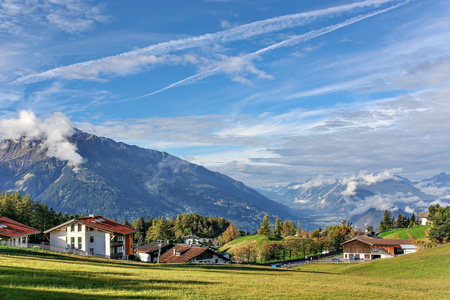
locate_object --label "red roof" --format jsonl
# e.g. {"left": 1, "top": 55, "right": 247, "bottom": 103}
{"left": 342, "top": 235, "right": 414, "bottom": 246}
{"left": 0, "top": 216, "right": 40, "bottom": 238}
{"left": 159, "top": 245, "right": 210, "bottom": 263}
{"left": 44, "top": 215, "right": 136, "bottom": 235}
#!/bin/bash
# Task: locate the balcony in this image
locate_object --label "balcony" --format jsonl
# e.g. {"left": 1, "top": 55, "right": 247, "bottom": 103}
{"left": 110, "top": 241, "right": 124, "bottom": 247}
{"left": 110, "top": 252, "right": 124, "bottom": 259}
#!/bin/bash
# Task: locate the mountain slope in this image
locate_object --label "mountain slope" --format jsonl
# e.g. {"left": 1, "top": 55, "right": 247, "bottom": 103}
{"left": 0, "top": 130, "right": 296, "bottom": 231}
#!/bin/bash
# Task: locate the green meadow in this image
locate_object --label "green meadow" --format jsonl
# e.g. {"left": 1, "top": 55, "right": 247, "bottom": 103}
{"left": 1, "top": 243, "right": 449, "bottom": 299}
{"left": 379, "top": 225, "right": 431, "bottom": 240}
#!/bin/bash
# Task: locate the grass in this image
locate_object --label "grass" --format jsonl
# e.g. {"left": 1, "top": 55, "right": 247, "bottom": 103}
{"left": 379, "top": 225, "right": 430, "bottom": 240}
{"left": 1, "top": 244, "right": 449, "bottom": 299}
{"left": 219, "top": 234, "right": 282, "bottom": 253}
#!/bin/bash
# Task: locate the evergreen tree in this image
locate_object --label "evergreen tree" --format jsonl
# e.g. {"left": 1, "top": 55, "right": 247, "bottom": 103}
{"left": 274, "top": 217, "right": 281, "bottom": 236}
{"left": 258, "top": 213, "right": 271, "bottom": 237}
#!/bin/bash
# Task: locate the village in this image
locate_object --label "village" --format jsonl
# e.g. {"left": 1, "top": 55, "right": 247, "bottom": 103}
{"left": 0, "top": 210, "right": 435, "bottom": 265}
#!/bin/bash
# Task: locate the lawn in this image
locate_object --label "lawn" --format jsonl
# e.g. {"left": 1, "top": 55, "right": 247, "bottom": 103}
{"left": 379, "top": 225, "right": 430, "bottom": 240}
{"left": 1, "top": 243, "right": 449, "bottom": 299}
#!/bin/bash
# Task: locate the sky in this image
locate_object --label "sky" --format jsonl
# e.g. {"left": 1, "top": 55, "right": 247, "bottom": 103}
{"left": 1, "top": 0, "right": 450, "bottom": 188}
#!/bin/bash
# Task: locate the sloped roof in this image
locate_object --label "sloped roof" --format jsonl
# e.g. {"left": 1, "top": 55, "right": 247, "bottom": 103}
{"left": 44, "top": 216, "right": 136, "bottom": 235}
{"left": 418, "top": 212, "right": 429, "bottom": 218}
{"left": 135, "top": 241, "right": 172, "bottom": 253}
{"left": 342, "top": 235, "right": 414, "bottom": 246}
{"left": 159, "top": 245, "right": 210, "bottom": 263}
{"left": 0, "top": 216, "right": 40, "bottom": 238}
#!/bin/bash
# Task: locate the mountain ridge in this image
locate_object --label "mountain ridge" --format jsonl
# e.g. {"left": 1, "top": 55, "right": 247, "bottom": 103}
{"left": 0, "top": 130, "right": 299, "bottom": 231}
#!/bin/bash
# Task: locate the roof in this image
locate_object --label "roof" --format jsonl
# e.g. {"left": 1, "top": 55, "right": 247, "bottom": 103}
{"left": 418, "top": 212, "right": 429, "bottom": 218}
{"left": 44, "top": 215, "right": 136, "bottom": 235}
{"left": 0, "top": 216, "right": 40, "bottom": 238}
{"left": 342, "top": 235, "right": 414, "bottom": 246}
{"left": 159, "top": 245, "right": 210, "bottom": 263}
{"left": 183, "top": 235, "right": 200, "bottom": 239}
{"left": 135, "top": 241, "right": 172, "bottom": 253}
{"left": 400, "top": 244, "right": 417, "bottom": 250}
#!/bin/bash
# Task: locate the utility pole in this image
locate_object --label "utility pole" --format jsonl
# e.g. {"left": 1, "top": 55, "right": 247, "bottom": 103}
{"left": 157, "top": 239, "right": 163, "bottom": 263}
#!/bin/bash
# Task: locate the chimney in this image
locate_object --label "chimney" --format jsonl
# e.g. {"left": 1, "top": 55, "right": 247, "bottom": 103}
{"left": 89, "top": 214, "right": 94, "bottom": 218}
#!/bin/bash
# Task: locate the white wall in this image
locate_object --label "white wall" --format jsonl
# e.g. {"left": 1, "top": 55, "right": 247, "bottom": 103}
{"left": 49, "top": 222, "right": 111, "bottom": 256}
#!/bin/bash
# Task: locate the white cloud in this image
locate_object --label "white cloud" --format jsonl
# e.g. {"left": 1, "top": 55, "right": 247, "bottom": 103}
{"left": 291, "top": 175, "right": 336, "bottom": 190}
{"left": 0, "top": 0, "right": 108, "bottom": 35}
{"left": 0, "top": 110, "right": 83, "bottom": 166}
{"left": 12, "top": 0, "right": 403, "bottom": 85}
{"left": 351, "top": 192, "right": 419, "bottom": 215}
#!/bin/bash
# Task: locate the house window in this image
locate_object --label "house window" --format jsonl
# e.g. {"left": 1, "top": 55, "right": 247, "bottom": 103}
{"left": 78, "top": 237, "right": 82, "bottom": 249}
{"left": 89, "top": 227, "right": 94, "bottom": 231}
{"left": 71, "top": 224, "right": 75, "bottom": 232}
{"left": 71, "top": 237, "right": 75, "bottom": 249}
{"left": 90, "top": 248, "right": 94, "bottom": 254}
{"left": 90, "top": 236, "right": 94, "bottom": 243}
{"left": 78, "top": 224, "right": 82, "bottom": 232}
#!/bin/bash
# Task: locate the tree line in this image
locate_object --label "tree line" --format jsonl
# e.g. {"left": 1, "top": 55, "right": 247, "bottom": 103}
{"left": 231, "top": 214, "right": 361, "bottom": 263}
{"left": 128, "top": 213, "right": 230, "bottom": 247}
{"left": 0, "top": 191, "right": 80, "bottom": 242}
{"left": 377, "top": 210, "right": 419, "bottom": 232}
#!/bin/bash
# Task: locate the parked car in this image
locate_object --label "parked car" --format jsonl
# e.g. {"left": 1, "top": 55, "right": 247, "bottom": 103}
{"left": 331, "top": 258, "right": 341, "bottom": 262}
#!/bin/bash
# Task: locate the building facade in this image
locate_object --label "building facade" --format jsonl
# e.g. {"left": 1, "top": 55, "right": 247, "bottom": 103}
{"left": 44, "top": 215, "right": 135, "bottom": 259}
{"left": 342, "top": 235, "right": 416, "bottom": 260}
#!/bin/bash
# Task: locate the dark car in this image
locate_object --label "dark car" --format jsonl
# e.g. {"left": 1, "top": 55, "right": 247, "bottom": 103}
{"left": 331, "top": 258, "right": 341, "bottom": 262}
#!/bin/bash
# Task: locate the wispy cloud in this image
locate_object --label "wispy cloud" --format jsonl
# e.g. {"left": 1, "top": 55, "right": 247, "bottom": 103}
{"left": 12, "top": 0, "right": 402, "bottom": 85}
{"left": 129, "top": 2, "right": 407, "bottom": 99}
{"left": 0, "top": 0, "right": 109, "bottom": 36}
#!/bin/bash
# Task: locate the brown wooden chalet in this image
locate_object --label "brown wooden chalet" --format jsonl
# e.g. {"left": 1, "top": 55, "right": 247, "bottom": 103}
{"left": 342, "top": 235, "right": 416, "bottom": 260}
{"left": 158, "top": 244, "right": 230, "bottom": 264}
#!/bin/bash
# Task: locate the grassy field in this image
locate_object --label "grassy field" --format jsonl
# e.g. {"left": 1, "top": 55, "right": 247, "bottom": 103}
{"left": 1, "top": 243, "right": 449, "bottom": 299}
{"left": 219, "top": 234, "right": 282, "bottom": 253}
{"left": 379, "top": 225, "right": 430, "bottom": 240}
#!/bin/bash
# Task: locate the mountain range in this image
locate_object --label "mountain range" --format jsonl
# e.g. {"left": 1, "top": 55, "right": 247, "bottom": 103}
{"left": 1, "top": 129, "right": 449, "bottom": 232}
{"left": 0, "top": 130, "right": 303, "bottom": 231}
{"left": 255, "top": 173, "right": 450, "bottom": 230}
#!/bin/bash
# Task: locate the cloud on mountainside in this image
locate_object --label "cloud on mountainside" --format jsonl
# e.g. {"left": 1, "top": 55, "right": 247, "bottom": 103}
{"left": 0, "top": 110, "right": 83, "bottom": 166}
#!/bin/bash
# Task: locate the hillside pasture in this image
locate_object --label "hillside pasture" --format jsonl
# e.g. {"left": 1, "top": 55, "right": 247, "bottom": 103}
{"left": 1, "top": 244, "right": 449, "bottom": 299}
{"left": 379, "top": 225, "right": 430, "bottom": 240}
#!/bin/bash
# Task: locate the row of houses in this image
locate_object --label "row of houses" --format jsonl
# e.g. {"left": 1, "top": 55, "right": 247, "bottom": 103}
{"left": 0, "top": 215, "right": 229, "bottom": 263}
{"left": 134, "top": 241, "right": 230, "bottom": 263}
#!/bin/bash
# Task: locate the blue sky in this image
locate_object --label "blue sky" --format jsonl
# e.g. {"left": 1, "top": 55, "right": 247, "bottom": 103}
{"left": 1, "top": 0, "right": 450, "bottom": 187}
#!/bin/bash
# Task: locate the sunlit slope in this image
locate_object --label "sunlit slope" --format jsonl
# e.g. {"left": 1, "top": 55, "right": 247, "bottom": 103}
{"left": 379, "top": 225, "right": 430, "bottom": 240}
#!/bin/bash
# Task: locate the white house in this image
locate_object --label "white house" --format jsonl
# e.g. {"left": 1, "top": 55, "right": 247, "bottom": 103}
{"left": 0, "top": 216, "right": 40, "bottom": 247}
{"left": 44, "top": 215, "right": 136, "bottom": 259}
{"left": 418, "top": 212, "right": 430, "bottom": 226}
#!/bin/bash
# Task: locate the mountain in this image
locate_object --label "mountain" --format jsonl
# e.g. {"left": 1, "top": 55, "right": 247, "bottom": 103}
{"left": 0, "top": 130, "right": 299, "bottom": 231}
{"left": 414, "top": 172, "right": 450, "bottom": 198}
{"left": 265, "top": 175, "right": 441, "bottom": 230}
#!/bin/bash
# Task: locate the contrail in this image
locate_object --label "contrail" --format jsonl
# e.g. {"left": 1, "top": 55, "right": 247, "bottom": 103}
{"left": 125, "top": 2, "right": 408, "bottom": 100}
{"left": 12, "top": 0, "right": 401, "bottom": 85}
